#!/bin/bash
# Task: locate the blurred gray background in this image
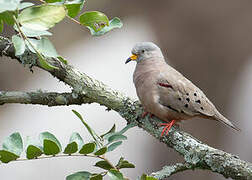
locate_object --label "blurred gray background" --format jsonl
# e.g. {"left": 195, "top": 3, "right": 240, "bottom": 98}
{"left": 1, "top": 0, "right": 252, "bottom": 179}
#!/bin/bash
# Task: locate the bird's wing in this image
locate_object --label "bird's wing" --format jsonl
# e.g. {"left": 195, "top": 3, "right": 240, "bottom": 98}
{"left": 156, "top": 66, "right": 216, "bottom": 117}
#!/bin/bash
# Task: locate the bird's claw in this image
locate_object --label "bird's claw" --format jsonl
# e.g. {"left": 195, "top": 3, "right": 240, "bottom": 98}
{"left": 159, "top": 120, "right": 176, "bottom": 136}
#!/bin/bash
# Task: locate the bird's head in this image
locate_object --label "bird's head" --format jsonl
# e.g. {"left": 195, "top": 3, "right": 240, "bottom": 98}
{"left": 125, "top": 42, "right": 164, "bottom": 64}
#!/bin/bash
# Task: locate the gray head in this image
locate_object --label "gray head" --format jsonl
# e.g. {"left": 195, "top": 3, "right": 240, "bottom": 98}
{"left": 125, "top": 42, "right": 164, "bottom": 64}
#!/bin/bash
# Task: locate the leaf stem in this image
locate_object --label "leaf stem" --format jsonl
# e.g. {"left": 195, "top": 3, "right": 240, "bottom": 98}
{"left": 13, "top": 16, "right": 42, "bottom": 58}
{"left": 13, "top": 15, "right": 59, "bottom": 70}
{"left": 15, "top": 153, "right": 104, "bottom": 162}
{"left": 14, "top": 153, "right": 118, "bottom": 172}
{"left": 99, "top": 155, "right": 118, "bottom": 170}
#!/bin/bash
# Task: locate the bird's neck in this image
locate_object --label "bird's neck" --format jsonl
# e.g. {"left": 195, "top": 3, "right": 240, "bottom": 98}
{"left": 133, "top": 58, "right": 167, "bottom": 84}
{"left": 137, "top": 57, "right": 167, "bottom": 67}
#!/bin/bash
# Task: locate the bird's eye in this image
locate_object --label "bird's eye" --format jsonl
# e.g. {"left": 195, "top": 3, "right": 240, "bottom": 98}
{"left": 141, "top": 50, "right": 145, "bottom": 53}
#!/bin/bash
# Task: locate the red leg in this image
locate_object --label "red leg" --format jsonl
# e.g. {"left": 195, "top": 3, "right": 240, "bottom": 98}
{"left": 159, "top": 120, "right": 176, "bottom": 136}
{"left": 142, "top": 111, "right": 149, "bottom": 118}
{"left": 142, "top": 111, "right": 154, "bottom": 118}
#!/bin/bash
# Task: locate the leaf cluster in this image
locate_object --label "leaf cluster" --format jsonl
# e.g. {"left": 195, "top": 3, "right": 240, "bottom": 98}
{"left": 0, "top": 110, "right": 142, "bottom": 180}
{"left": 0, "top": 2, "right": 159, "bottom": 179}
{"left": 0, "top": 0, "right": 123, "bottom": 70}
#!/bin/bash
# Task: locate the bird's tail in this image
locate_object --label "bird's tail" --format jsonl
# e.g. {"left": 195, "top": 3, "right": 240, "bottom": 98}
{"left": 214, "top": 112, "right": 240, "bottom": 131}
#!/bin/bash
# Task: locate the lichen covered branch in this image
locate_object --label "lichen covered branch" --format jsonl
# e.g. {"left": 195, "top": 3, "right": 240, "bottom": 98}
{"left": 0, "top": 36, "right": 252, "bottom": 180}
{"left": 0, "top": 91, "right": 93, "bottom": 106}
{"left": 150, "top": 162, "right": 195, "bottom": 179}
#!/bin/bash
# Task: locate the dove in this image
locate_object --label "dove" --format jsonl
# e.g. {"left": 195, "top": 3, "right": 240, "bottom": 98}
{"left": 125, "top": 42, "right": 239, "bottom": 136}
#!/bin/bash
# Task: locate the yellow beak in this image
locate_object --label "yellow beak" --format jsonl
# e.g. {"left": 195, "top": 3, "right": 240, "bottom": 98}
{"left": 125, "top": 54, "right": 138, "bottom": 64}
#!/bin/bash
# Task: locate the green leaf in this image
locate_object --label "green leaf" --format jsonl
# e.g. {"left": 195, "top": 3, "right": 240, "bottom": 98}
{"left": 118, "top": 123, "right": 136, "bottom": 134}
{"left": 94, "top": 160, "right": 113, "bottom": 170}
{"left": 26, "top": 145, "right": 43, "bottom": 159}
{"left": 64, "top": 142, "right": 77, "bottom": 155}
{"left": 107, "top": 141, "right": 122, "bottom": 152}
{"left": 72, "top": 110, "right": 100, "bottom": 142}
{"left": 72, "top": 110, "right": 83, "bottom": 121}
{"left": 26, "top": 37, "right": 58, "bottom": 57}
{"left": 108, "top": 134, "right": 127, "bottom": 143}
{"left": 12, "top": 35, "right": 25, "bottom": 56}
{"left": 39, "top": 132, "right": 62, "bottom": 155}
{"left": 0, "top": 19, "right": 4, "bottom": 33}
{"left": 146, "top": 177, "right": 157, "bottom": 180}
{"left": 18, "top": 5, "right": 67, "bottom": 31}
{"left": 43, "top": 139, "right": 60, "bottom": 155}
{"left": 25, "top": 39, "right": 58, "bottom": 70}
{"left": 38, "top": 53, "right": 59, "bottom": 70}
{"left": 66, "top": 171, "right": 91, "bottom": 180}
{"left": 18, "top": 2, "right": 34, "bottom": 10}
{"left": 25, "top": 37, "right": 59, "bottom": 70}
{"left": 64, "top": 132, "right": 84, "bottom": 154}
{"left": 0, "top": 132, "right": 23, "bottom": 163}
{"left": 25, "top": 38, "right": 40, "bottom": 52}
{"left": 0, "top": 11, "right": 15, "bottom": 26}
{"left": 90, "top": 174, "right": 102, "bottom": 180}
{"left": 88, "top": 17, "right": 123, "bottom": 36}
{"left": 2, "top": 132, "right": 23, "bottom": 156}
{"left": 45, "top": 0, "right": 63, "bottom": 3}
{"left": 0, "top": 150, "right": 19, "bottom": 163}
{"left": 79, "top": 11, "right": 109, "bottom": 32}
{"left": 101, "top": 124, "right": 115, "bottom": 138}
{"left": 140, "top": 174, "right": 147, "bottom": 180}
{"left": 107, "top": 169, "right": 123, "bottom": 180}
{"left": 14, "top": 25, "right": 52, "bottom": 37}
{"left": 58, "top": 56, "right": 68, "bottom": 65}
{"left": 37, "top": 37, "right": 58, "bottom": 57}
{"left": 65, "top": 0, "right": 85, "bottom": 18}
{"left": 104, "top": 123, "right": 135, "bottom": 140}
{"left": 65, "top": 4, "right": 80, "bottom": 18}
{"left": 116, "top": 157, "right": 135, "bottom": 169}
{"left": 0, "top": 0, "right": 20, "bottom": 13}
{"left": 79, "top": 142, "right": 95, "bottom": 154}
{"left": 140, "top": 174, "right": 157, "bottom": 180}
{"left": 70, "top": 132, "right": 84, "bottom": 149}
{"left": 94, "top": 147, "right": 107, "bottom": 156}
{"left": 25, "top": 136, "right": 43, "bottom": 159}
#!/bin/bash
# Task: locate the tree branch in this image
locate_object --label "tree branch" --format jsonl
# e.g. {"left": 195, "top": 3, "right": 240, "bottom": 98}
{"left": 150, "top": 162, "right": 195, "bottom": 179}
{"left": 0, "top": 91, "right": 93, "bottom": 106}
{"left": 1, "top": 36, "right": 252, "bottom": 179}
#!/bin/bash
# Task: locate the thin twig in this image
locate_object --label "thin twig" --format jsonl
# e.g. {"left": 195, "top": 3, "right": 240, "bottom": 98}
{"left": 15, "top": 154, "right": 96, "bottom": 162}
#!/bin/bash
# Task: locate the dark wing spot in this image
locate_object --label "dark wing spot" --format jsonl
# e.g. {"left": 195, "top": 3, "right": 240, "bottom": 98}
{"left": 158, "top": 83, "right": 173, "bottom": 89}
{"left": 185, "top": 104, "right": 189, "bottom": 108}
{"left": 201, "top": 107, "right": 204, "bottom": 110}
{"left": 186, "top": 93, "right": 189, "bottom": 96}
{"left": 181, "top": 110, "right": 184, "bottom": 113}
{"left": 178, "top": 98, "right": 182, "bottom": 101}
{"left": 194, "top": 93, "right": 197, "bottom": 96}
{"left": 165, "top": 105, "right": 179, "bottom": 112}
{"left": 195, "top": 100, "right": 201, "bottom": 104}
{"left": 186, "top": 98, "right": 190, "bottom": 102}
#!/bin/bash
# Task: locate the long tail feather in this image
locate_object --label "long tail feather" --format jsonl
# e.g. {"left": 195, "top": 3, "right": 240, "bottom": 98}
{"left": 214, "top": 112, "right": 240, "bottom": 131}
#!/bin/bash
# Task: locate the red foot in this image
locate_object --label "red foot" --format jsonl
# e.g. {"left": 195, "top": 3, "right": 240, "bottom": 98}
{"left": 159, "top": 120, "right": 176, "bottom": 136}
{"left": 142, "top": 112, "right": 154, "bottom": 118}
{"left": 142, "top": 112, "right": 148, "bottom": 118}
